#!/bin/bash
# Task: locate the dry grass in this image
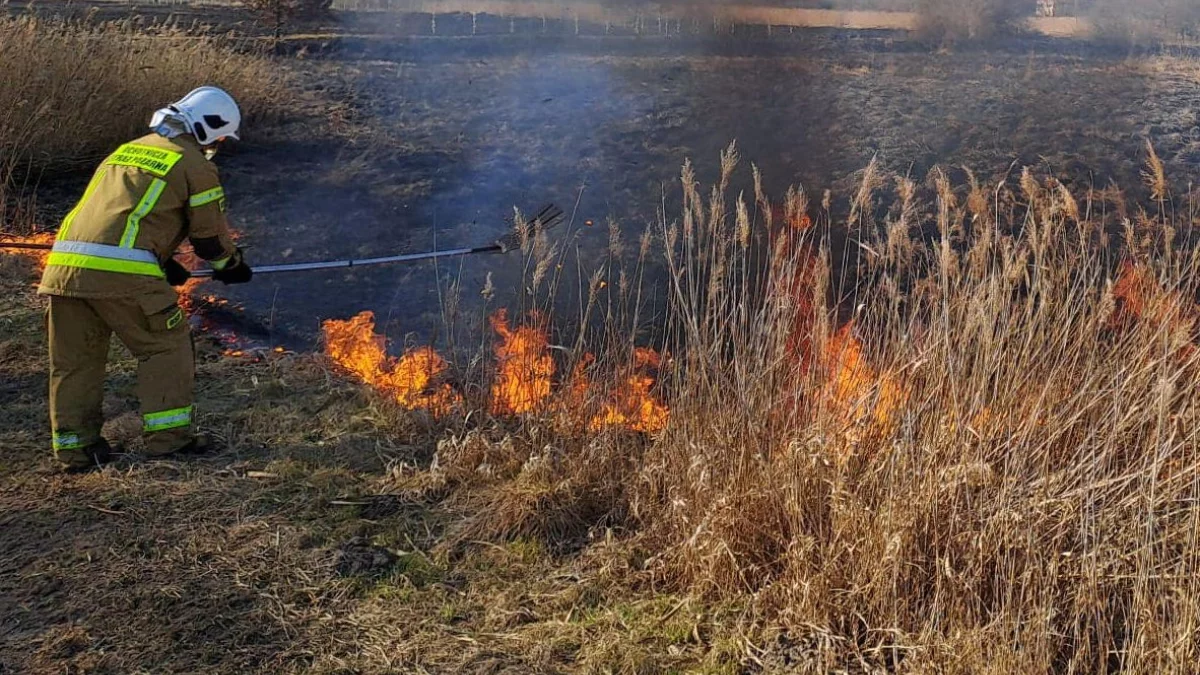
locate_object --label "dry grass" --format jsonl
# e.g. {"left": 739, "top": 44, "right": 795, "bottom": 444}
{"left": 4, "top": 11, "right": 1200, "bottom": 662}
{"left": 1089, "top": 0, "right": 1200, "bottom": 46}
{"left": 403, "top": 141, "right": 1200, "bottom": 671}
{"left": 0, "top": 12, "right": 291, "bottom": 233}
{"left": 0, "top": 253, "right": 740, "bottom": 673}
{"left": 5, "top": 141, "right": 1200, "bottom": 670}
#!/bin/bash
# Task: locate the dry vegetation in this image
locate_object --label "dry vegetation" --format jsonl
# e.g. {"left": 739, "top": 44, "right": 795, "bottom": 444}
{"left": 389, "top": 142, "right": 1200, "bottom": 671}
{"left": 0, "top": 12, "right": 291, "bottom": 233}
{"left": 5, "top": 6, "right": 1200, "bottom": 673}
{"left": 1089, "top": 0, "right": 1200, "bottom": 46}
{"left": 7, "top": 143, "right": 1198, "bottom": 671}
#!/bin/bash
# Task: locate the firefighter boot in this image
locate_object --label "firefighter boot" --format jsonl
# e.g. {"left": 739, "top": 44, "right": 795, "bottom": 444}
{"left": 141, "top": 434, "right": 217, "bottom": 462}
{"left": 61, "top": 439, "right": 115, "bottom": 475}
{"left": 177, "top": 433, "right": 215, "bottom": 455}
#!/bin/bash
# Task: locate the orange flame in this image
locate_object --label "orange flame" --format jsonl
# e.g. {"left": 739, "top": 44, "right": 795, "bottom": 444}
{"left": 489, "top": 309, "right": 554, "bottom": 415}
{"left": 176, "top": 278, "right": 205, "bottom": 313}
{"left": 0, "top": 232, "right": 55, "bottom": 272}
{"left": 322, "top": 311, "right": 461, "bottom": 414}
{"left": 1110, "top": 259, "right": 1199, "bottom": 358}
{"left": 768, "top": 206, "right": 911, "bottom": 432}
{"left": 321, "top": 309, "right": 669, "bottom": 432}
{"left": 586, "top": 347, "right": 670, "bottom": 433}
{"left": 824, "top": 322, "right": 905, "bottom": 428}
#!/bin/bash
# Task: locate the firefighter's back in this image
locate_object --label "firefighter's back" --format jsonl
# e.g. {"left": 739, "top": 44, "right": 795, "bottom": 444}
{"left": 38, "top": 133, "right": 214, "bottom": 300}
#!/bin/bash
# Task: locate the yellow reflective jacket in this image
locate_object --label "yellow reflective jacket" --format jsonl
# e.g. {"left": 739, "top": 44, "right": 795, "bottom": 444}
{"left": 38, "top": 133, "right": 237, "bottom": 300}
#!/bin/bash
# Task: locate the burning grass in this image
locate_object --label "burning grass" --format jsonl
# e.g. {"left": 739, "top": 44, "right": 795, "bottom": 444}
{"left": 317, "top": 144, "right": 1200, "bottom": 671}
{"left": 322, "top": 308, "right": 671, "bottom": 433}
{"left": 322, "top": 310, "right": 462, "bottom": 414}
{"left": 489, "top": 308, "right": 555, "bottom": 415}
{"left": 6, "top": 138, "right": 1200, "bottom": 670}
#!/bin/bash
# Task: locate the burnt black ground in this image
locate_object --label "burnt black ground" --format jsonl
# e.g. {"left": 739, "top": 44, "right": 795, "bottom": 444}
{"left": 206, "top": 27, "right": 1200, "bottom": 351}
{"left": 15, "top": 7, "right": 1200, "bottom": 351}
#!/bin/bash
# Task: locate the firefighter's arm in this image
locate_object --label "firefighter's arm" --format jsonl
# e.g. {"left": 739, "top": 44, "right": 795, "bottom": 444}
{"left": 185, "top": 161, "right": 251, "bottom": 284}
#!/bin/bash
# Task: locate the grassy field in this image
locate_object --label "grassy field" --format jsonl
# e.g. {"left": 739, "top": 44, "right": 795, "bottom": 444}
{"left": 4, "top": 8, "right": 1200, "bottom": 674}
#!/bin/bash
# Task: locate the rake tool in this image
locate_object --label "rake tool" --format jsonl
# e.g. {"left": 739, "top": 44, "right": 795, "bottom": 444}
{"left": 1, "top": 203, "right": 566, "bottom": 278}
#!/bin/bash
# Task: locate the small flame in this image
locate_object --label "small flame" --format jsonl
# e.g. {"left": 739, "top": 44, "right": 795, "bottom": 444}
{"left": 322, "top": 311, "right": 461, "bottom": 414}
{"left": 584, "top": 348, "right": 670, "bottom": 433}
{"left": 0, "top": 232, "right": 55, "bottom": 273}
{"left": 173, "top": 248, "right": 211, "bottom": 314}
{"left": 489, "top": 309, "right": 554, "bottom": 415}
{"left": 1110, "top": 259, "right": 1198, "bottom": 358}
{"left": 824, "top": 322, "right": 905, "bottom": 427}
{"left": 175, "top": 228, "right": 242, "bottom": 314}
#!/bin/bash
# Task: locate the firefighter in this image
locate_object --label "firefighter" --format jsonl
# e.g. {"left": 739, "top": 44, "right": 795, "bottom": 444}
{"left": 37, "top": 86, "right": 253, "bottom": 473}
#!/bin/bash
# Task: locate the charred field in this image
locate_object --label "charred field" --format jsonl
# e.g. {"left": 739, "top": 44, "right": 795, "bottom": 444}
{"left": 23, "top": 1, "right": 1198, "bottom": 346}
{"left": 5, "top": 4, "right": 1200, "bottom": 674}
{"left": 226, "top": 27, "right": 1200, "bottom": 346}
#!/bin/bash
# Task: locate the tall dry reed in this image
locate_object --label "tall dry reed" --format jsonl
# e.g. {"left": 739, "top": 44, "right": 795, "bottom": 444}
{"left": 429, "top": 142, "right": 1200, "bottom": 672}
{"left": 0, "top": 13, "right": 290, "bottom": 232}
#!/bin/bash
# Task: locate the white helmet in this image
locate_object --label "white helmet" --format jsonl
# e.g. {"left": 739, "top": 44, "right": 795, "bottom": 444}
{"left": 154, "top": 86, "right": 241, "bottom": 145}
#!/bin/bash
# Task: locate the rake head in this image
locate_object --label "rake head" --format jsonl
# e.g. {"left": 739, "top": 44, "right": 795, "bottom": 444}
{"left": 495, "top": 203, "right": 565, "bottom": 253}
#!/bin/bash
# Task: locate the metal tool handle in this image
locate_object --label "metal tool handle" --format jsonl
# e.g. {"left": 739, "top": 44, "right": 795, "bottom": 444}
{"left": 3, "top": 203, "right": 567, "bottom": 277}
{"left": 0, "top": 241, "right": 54, "bottom": 251}
{"left": 189, "top": 245, "right": 493, "bottom": 277}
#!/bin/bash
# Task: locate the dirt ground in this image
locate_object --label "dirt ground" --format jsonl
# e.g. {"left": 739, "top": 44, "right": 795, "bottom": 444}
{"left": 1, "top": 252, "right": 747, "bottom": 674}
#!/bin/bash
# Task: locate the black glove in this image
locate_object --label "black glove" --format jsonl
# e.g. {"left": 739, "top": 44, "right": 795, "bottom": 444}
{"left": 212, "top": 248, "right": 253, "bottom": 285}
{"left": 163, "top": 258, "right": 192, "bottom": 287}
